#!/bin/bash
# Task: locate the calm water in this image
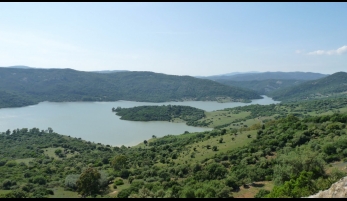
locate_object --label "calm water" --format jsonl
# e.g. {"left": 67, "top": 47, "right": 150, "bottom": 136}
{"left": 0, "top": 95, "right": 279, "bottom": 147}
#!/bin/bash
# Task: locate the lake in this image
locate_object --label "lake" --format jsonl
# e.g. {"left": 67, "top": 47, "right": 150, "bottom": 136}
{"left": 0, "top": 95, "right": 279, "bottom": 147}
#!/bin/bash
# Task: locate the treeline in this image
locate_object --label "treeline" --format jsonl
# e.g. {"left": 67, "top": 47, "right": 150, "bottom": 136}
{"left": 0, "top": 68, "right": 262, "bottom": 109}
{"left": 113, "top": 105, "right": 205, "bottom": 125}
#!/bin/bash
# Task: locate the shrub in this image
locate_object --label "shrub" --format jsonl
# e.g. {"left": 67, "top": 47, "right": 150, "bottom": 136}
{"left": 5, "top": 161, "right": 17, "bottom": 167}
{"left": 114, "top": 179, "right": 124, "bottom": 186}
{"left": 65, "top": 174, "right": 80, "bottom": 190}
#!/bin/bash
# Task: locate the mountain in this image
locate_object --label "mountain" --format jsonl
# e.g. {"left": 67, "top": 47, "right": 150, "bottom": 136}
{"left": 0, "top": 68, "right": 262, "bottom": 108}
{"left": 90, "top": 70, "right": 129, "bottom": 73}
{"left": 269, "top": 72, "right": 347, "bottom": 102}
{"left": 215, "top": 79, "right": 306, "bottom": 95}
{"left": 204, "top": 71, "right": 328, "bottom": 81}
{"left": 195, "top": 71, "right": 260, "bottom": 79}
{"left": 5, "top": 65, "right": 34, "bottom": 69}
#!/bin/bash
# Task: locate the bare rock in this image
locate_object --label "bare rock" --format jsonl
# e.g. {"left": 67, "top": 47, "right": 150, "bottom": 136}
{"left": 306, "top": 177, "right": 347, "bottom": 198}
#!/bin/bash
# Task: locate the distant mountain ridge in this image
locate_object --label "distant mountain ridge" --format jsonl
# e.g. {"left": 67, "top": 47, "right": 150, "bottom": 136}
{"left": 4, "top": 66, "right": 129, "bottom": 74}
{"left": 195, "top": 71, "right": 260, "bottom": 78}
{"left": 0, "top": 67, "right": 262, "bottom": 109}
{"left": 5, "top": 65, "right": 34, "bottom": 69}
{"left": 215, "top": 79, "right": 306, "bottom": 95}
{"left": 269, "top": 72, "right": 347, "bottom": 102}
{"left": 90, "top": 70, "right": 129, "bottom": 73}
{"left": 199, "top": 71, "right": 328, "bottom": 95}
{"left": 204, "top": 71, "right": 328, "bottom": 81}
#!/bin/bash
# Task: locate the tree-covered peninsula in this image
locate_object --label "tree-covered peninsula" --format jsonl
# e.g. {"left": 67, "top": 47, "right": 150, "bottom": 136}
{"left": 112, "top": 105, "right": 206, "bottom": 126}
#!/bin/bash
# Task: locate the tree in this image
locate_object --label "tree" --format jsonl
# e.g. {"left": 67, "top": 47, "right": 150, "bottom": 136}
{"left": 144, "top": 140, "right": 148, "bottom": 146}
{"left": 247, "top": 134, "right": 251, "bottom": 138}
{"left": 212, "top": 146, "right": 218, "bottom": 151}
{"left": 219, "top": 138, "right": 223, "bottom": 143}
{"left": 65, "top": 174, "right": 80, "bottom": 190}
{"left": 76, "top": 167, "right": 101, "bottom": 198}
{"left": 111, "top": 155, "right": 128, "bottom": 171}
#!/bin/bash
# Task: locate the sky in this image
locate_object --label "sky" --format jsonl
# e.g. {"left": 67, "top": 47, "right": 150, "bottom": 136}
{"left": 0, "top": 2, "right": 346, "bottom": 76}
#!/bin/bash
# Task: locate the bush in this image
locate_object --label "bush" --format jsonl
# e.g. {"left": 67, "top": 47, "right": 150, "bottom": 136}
{"left": 254, "top": 189, "right": 270, "bottom": 198}
{"left": 5, "top": 161, "right": 17, "bottom": 167}
{"left": 120, "top": 169, "right": 131, "bottom": 179}
{"left": 65, "top": 174, "right": 80, "bottom": 190}
{"left": 114, "top": 179, "right": 124, "bottom": 186}
{"left": 32, "top": 176, "right": 47, "bottom": 185}
{"left": 0, "top": 160, "right": 7, "bottom": 167}
{"left": 2, "top": 179, "right": 15, "bottom": 190}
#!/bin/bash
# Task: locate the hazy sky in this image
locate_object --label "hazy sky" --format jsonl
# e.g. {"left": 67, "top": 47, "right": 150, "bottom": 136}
{"left": 0, "top": 2, "right": 346, "bottom": 76}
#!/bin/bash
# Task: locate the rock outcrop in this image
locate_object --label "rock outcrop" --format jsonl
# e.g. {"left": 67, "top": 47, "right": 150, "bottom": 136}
{"left": 307, "top": 177, "right": 347, "bottom": 198}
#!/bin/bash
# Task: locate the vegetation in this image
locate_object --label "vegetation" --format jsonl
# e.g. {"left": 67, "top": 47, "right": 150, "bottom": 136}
{"left": 0, "top": 68, "right": 262, "bottom": 109}
{"left": 213, "top": 79, "right": 306, "bottom": 95}
{"left": 112, "top": 105, "right": 205, "bottom": 125}
{"left": 204, "top": 71, "right": 327, "bottom": 81}
{"left": 1, "top": 96, "right": 347, "bottom": 198}
{"left": 269, "top": 72, "right": 347, "bottom": 102}
{"left": 1, "top": 68, "right": 347, "bottom": 198}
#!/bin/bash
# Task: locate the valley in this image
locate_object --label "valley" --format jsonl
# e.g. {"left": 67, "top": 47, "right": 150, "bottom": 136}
{"left": 0, "top": 68, "right": 347, "bottom": 198}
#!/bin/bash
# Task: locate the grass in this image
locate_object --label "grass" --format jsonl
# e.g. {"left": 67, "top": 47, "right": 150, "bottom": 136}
{"left": 173, "top": 130, "right": 257, "bottom": 164}
{"left": 107, "top": 177, "right": 132, "bottom": 197}
{"left": 42, "top": 147, "right": 78, "bottom": 160}
{"left": 232, "top": 181, "right": 274, "bottom": 198}
{"left": 0, "top": 190, "right": 12, "bottom": 195}
{"left": 197, "top": 111, "right": 250, "bottom": 128}
{"left": 15, "top": 158, "right": 35, "bottom": 165}
{"left": 49, "top": 187, "right": 80, "bottom": 198}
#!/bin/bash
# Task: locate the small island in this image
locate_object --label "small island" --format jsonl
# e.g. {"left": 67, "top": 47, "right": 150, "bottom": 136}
{"left": 112, "top": 105, "right": 206, "bottom": 125}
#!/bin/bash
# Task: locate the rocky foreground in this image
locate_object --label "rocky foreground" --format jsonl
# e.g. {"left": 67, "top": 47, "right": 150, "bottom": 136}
{"left": 307, "top": 176, "right": 347, "bottom": 198}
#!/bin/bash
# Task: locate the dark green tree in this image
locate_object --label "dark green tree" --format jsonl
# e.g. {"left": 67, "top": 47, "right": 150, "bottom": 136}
{"left": 76, "top": 167, "right": 101, "bottom": 198}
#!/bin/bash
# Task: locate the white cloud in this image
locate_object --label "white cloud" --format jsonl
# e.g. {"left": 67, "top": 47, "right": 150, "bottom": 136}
{"left": 308, "top": 45, "right": 347, "bottom": 55}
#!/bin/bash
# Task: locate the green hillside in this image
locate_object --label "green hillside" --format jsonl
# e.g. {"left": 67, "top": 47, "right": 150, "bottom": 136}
{"left": 0, "top": 68, "right": 262, "bottom": 109}
{"left": 204, "top": 72, "right": 327, "bottom": 81}
{"left": 1, "top": 97, "right": 347, "bottom": 198}
{"left": 269, "top": 72, "right": 347, "bottom": 102}
{"left": 213, "top": 79, "right": 306, "bottom": 95}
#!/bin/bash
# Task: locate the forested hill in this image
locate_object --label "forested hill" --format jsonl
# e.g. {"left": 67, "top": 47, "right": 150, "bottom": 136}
{"left": 213, "top": 79, "right": 306, "bottom": 95}
{"left": 206, "top": 72, "right": 328, "bottom": 81}
{"left": 0, "top": 68, "right": 262, "bottom": 108}
{"left": 269, "top": 72, "right": 347, "bottom": 102}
